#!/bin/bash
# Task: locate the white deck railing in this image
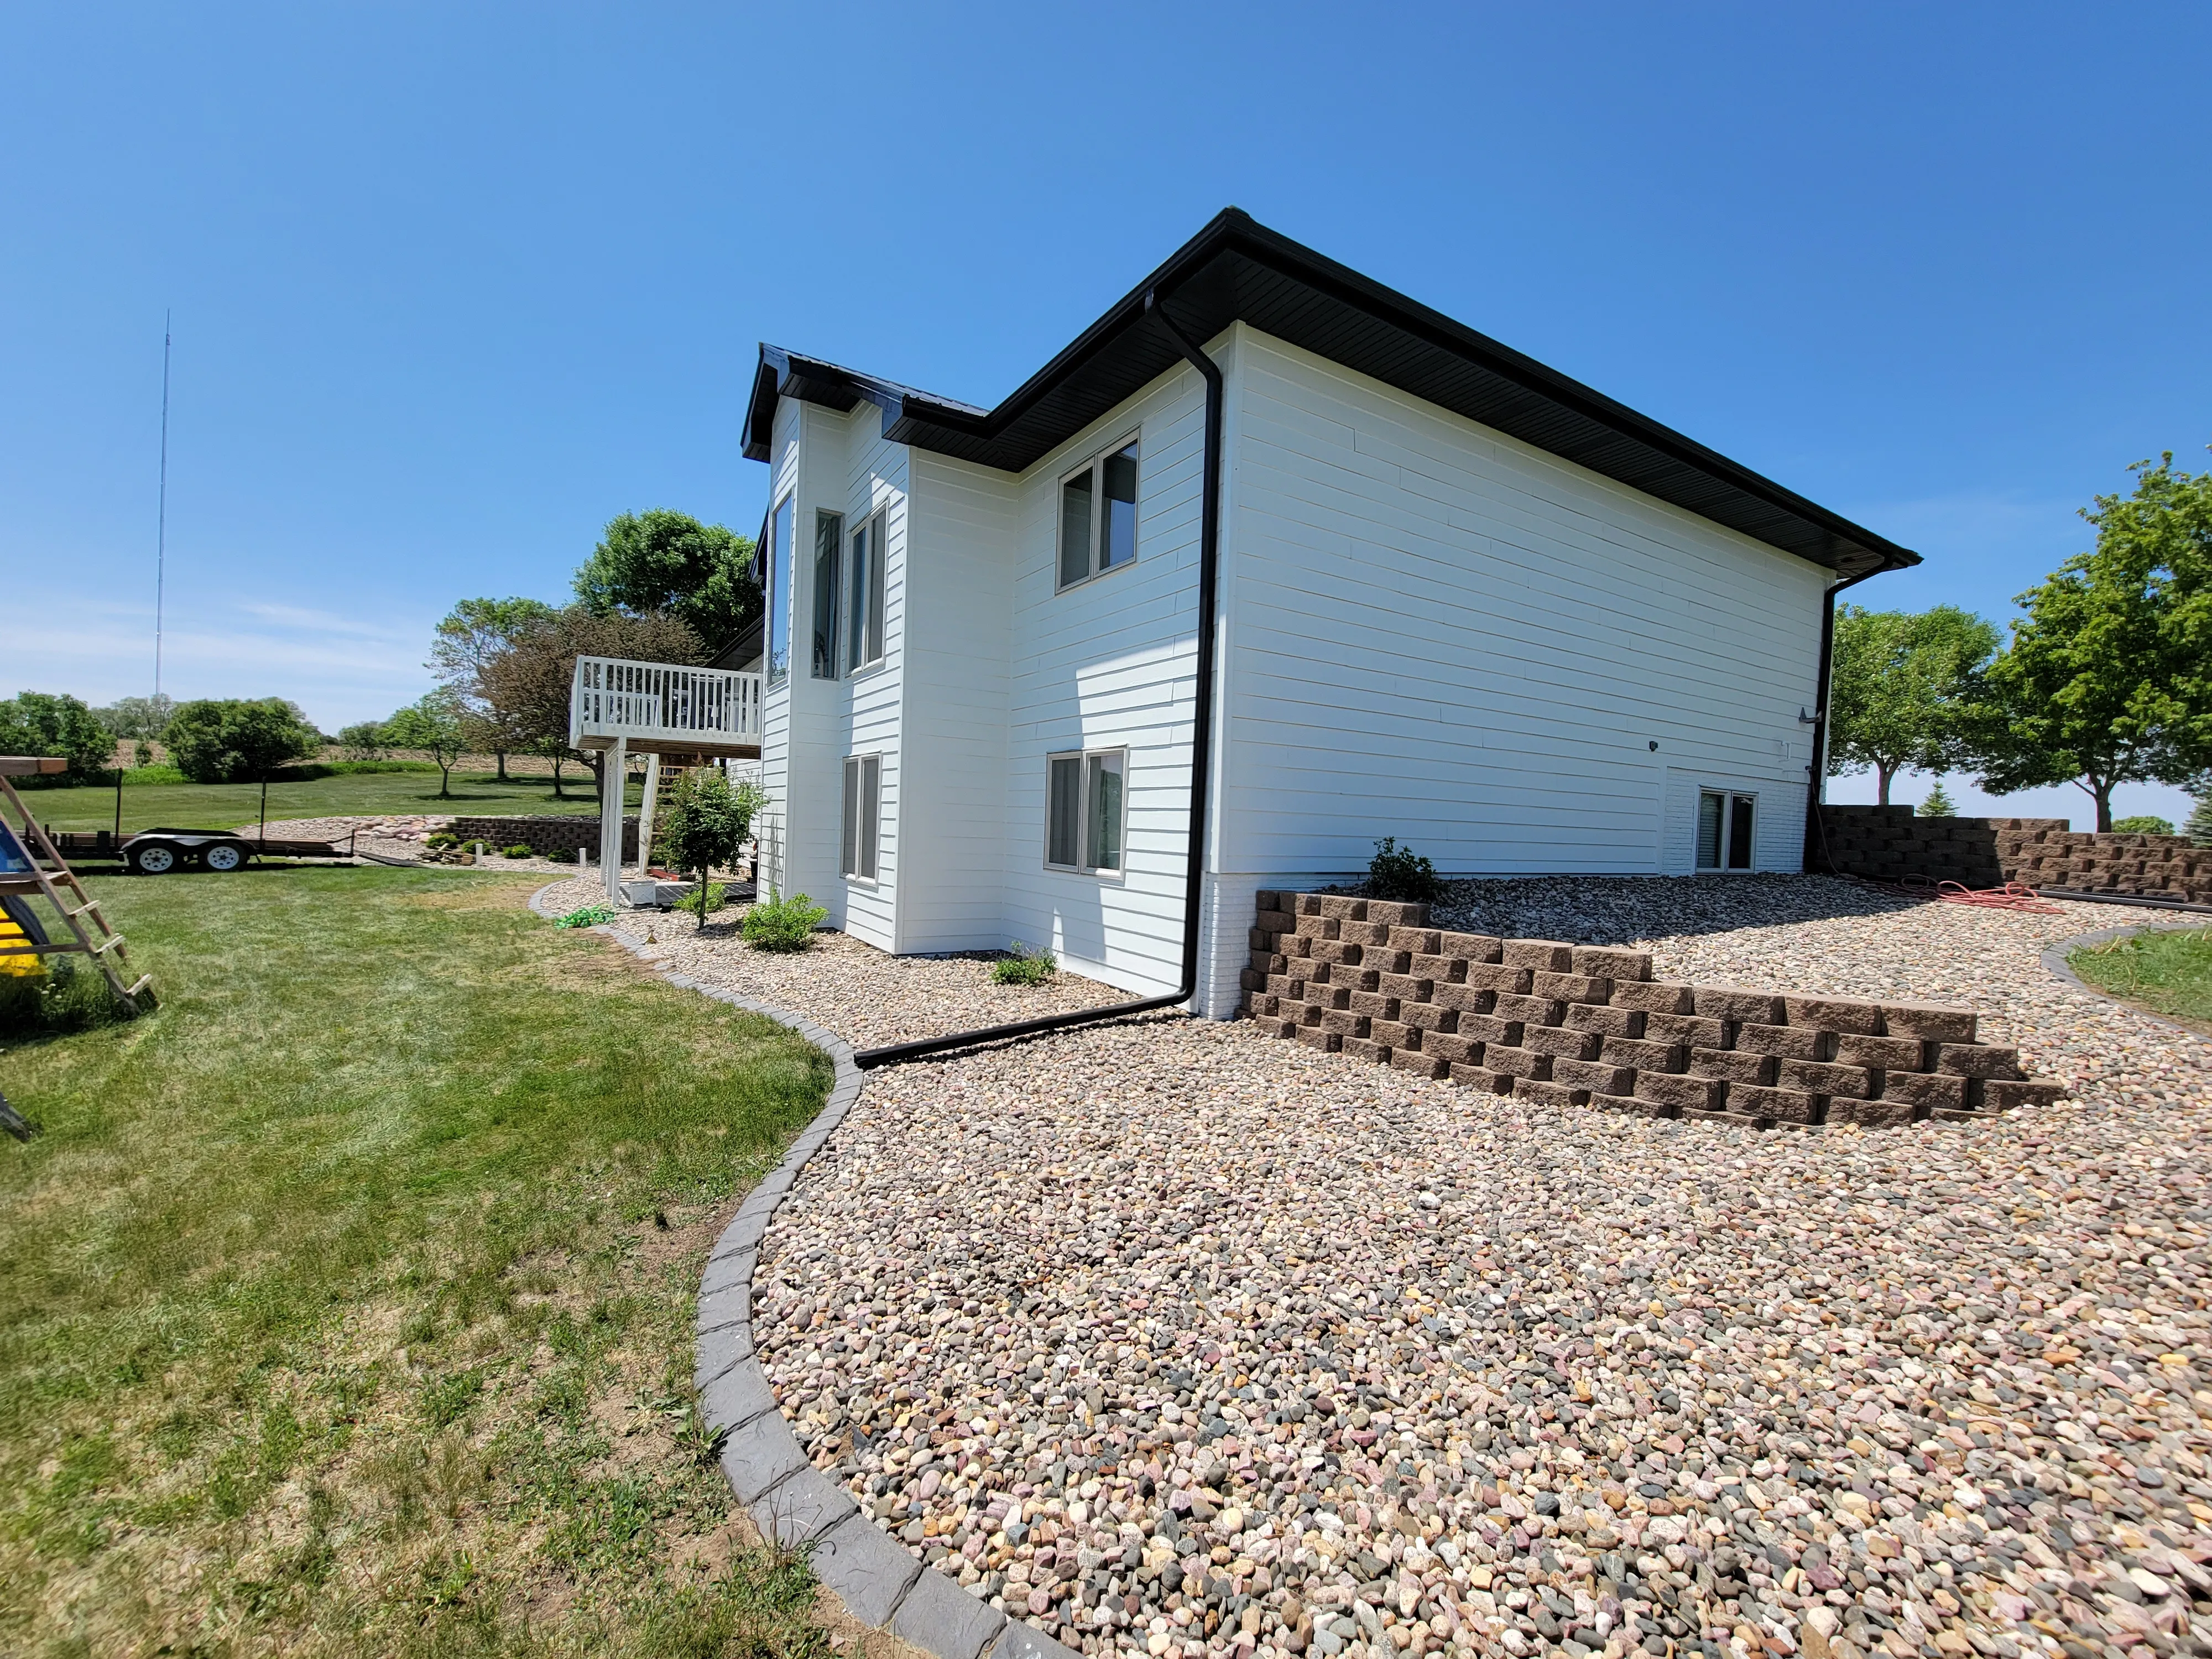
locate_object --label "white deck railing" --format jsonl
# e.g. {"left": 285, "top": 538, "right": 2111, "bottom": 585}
{"left": 568, "top": 656, "right": 763, "bottom": 753}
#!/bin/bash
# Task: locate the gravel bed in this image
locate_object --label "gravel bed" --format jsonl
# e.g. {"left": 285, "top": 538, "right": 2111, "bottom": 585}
{"left": 534, "top": 875, "right": 1127, "bottom": 1049}
{"left": 247, "top": 815, "right": 588, "bottom": 872}
{"left": 736, "top": 876, "right": 2212, "bottom": 1659}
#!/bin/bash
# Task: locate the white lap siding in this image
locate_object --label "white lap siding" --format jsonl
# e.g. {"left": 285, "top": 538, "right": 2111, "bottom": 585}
{"left": 1217, "top": 326, "right": 1828, "bottom": 882}
{"left": 1000, "top": 356, "right": 1213, "bottom": 999}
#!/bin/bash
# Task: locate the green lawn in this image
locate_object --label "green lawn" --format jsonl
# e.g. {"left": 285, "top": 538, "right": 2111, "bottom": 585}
{"left": 0, "top": 868, "right": 834, "bottom": 1658}
{"left": 19, "top": 769, "right": 641, "bottom": 834}
{"left": 2070, "top": 926, "right": 2212, "bottom": 1027}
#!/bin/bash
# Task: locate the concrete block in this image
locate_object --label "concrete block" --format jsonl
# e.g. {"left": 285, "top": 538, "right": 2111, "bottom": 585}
{"left": 1776, "top": 1059, "right": 1872, "bottom": 1098}
{"left": 1408, "top": 952, "right": 1468, "bottom": 983}
{"left": 1532, "top": 971, "right": 1612, "bottom": 1005}
{"left": 1780, "top": 994, "right": 1887, "bottom": 1035}
{"left": 1449, "top": 1063, "right": 1512, "bottom": 1093}
{"left": 989, "top": 1619, "right": 1086, "bottom": 1659}
{"left": 758, "top": 1466, "right": 860, "bottom": 1546}
{"left": 1599, "top": 1036, "right": 1686, "bottom": 1073}
{"left": 1641, "top": 1011, "right": 1726, "bottom": 1047}
{"left": 1391, "top": 1048, "right": 1450, "bottom": 1079}
{"left": 1493, "top": 993, "right": 1566, "bottom": 1027}
{"left": 1688, "top": 1048, "right": 1773, "bottom": 1086}
{"left": 1294, "top": 1026, "right": 1341, "bottom": 1053}
{"left": 1936, "top": 1044, "right": 2023, "bottom": 1079}
{"left": 1388, "top": 927, "right": 1442, "bottom": 953}
{"left": 1733, "top": 1023, "right": 1829, "bottom": 1060}
{"left": 811, "top": 1510, "right": 926, "bottom": 1627}
{"left": 1341, "top": 1036, "right": 1391, "bottom": 1066}
{"left": 1634, "top": 1072, "right": 1725, "bottom": 1112}
{"left": 1369, "top": 1019, "right": 1416, "bottom": 1050}
{"left": 1571, "top": 945, "right": 1653, "bottom": 981}
{"left": 1826, "top": 1098, "right": 1917, "bottom": 1129}
{"left": 1522, "top": 1024, "right": 1598, "bottom": 1060}
{"left": 1401, "top": 1001, "right": 1459, "bottom": 1034}
{"left": 1432, "top": 982, "right": 1498, "bottom": 1015}
{"left": 1378, "top": 972, "right": 1433, "bottom": 1003}
{"left": 892, "top": 1565, "right": 1009, "bottom": 1659}
{"left": 1731, "top": 1085, "right": 1822, "bottom": 1124}
{"left": 1501, "top": 938, "right": 1575, "bottom": 972}
{"left": 1436, "top": 931, "right": 1504, "bottom": 962}
{"left": 1484, "top": 1045, "right": 1551, "bottom": 1081}
{"left": 1833, "top": 1034, "right": 1930, "bottom": 1070}
{"left": 1552, "top": 1057, "right": 1635, "bottom": 1095}
{"left": 1985, "top": 1078, "right": 2067, "bottom": 1111}
{"left": 1880, "top": 1000, "right": 1978, "bottom": 1042}
{"left": 1420, "top": 1030, "right": 1480, "bottom": 1066}
{"left": 1610, "top": 980, "right": 1696, "bottom": 1015}
{"left": 1564, "top": 1003, "right": 1645, "bottom": 1039}
{"left": 1693, "top": 985, "right": 1785, "bottom": 1024}
{"left": 1363, "top": 899, "right": 1431, "bottom": 927}
{"left": 1879, "top": 1070, "right": 1966, "bottom": 1110}
{"left": 1454, "top": 1013, "right": 1521, "bottom": 1047}
{"left": 701, "top": 1361, "right": 778, "bottom": 1432}
{"left": 718, "top": 1405, "right": 809, "bottom": 1503}
{"left": 1512, "top": 1077, "right": 1584, "bottom": 1107}
{"left": 1459, "top": 961, "right": 1533, "bottom": 993}
{"left": 1348, "top": 990, "right": 1399, "bottom": 1020}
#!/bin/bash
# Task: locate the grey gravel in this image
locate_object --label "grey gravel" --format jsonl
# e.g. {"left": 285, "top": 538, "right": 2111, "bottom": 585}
{"left": 726, "top": 876, "right": 2212, "bottom": 1659}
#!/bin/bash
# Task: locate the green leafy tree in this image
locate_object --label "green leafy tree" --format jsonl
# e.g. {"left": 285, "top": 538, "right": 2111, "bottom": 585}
{"left": 161, "top": 699, "right": 319, "bottom": 784}
{"left": 653, "top": 769, "right": 764, "bottom": 922}
{"left": 383, "top": 692, "right": 468, "bottom": 797}
{"left": 89, "top": 693, "right": 174, "bottom": 744}
{"left": 429, "top": 597, "right": 557, "bottom": 779}
{"left": 335, "top": 721, "right": 388, "bottom": 760}
{"left": 474, "top": 607, "right": 705, "bottom": 797}
{"left": 1918, "top": 782, "right": 1956, "bottom": 817}
{"left": 1827, "top": 606, "right": 2001, "bottom": 805}
{"left": 2112, "top": 814, "right": 2176, "bottom": 836}
{"left": 0, "top": 692, "right": 116, "bottom": 787}
{"left": 1971, "top": 452, "right": 2212, "bottom": 832}
{"left": 573, "top": 510, "right": 758, "bottom": 654}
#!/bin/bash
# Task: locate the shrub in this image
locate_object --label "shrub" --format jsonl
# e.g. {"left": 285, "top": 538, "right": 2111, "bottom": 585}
{"left": 555, "top": 904, "right": 615, "bottom": 929}
{"left": 336, "top": 720, "right": 388, "bottom": 760}
{"left": 698, "top": 881, "right": 731, "bottom": 913}
{"left": 991, "top": 941, "right": 1057, "bottom": 986}
{"left": 740, "top": 891, "right": 828, "bottom": 952}
{"left": 502, "top": 843, "right": 534, "bottom": 859}
{"left": 424, "top": 831, "right": 462, "bottom": 851}
{"left": 654, "top": 770, "right": 765, "bottom": 924}
{"left": 1367, "top": 837, "right": 1442, "bottom": 904}
{"left": 163, "top": 698, "right": 320, "bottom": 783}
{"left": 2114, "top": 815, "right": 2176, "bottom": 836}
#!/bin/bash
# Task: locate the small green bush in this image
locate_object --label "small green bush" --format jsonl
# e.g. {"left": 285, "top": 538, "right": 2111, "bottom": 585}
{"left": 555, "top": 904, "right": 615, "bottom": 930}
{"left": 740, "top": 891, "right": 828, "bottom": 952}
{"left": 501, "top": 843, "right": 534, "bottom": 859}
{"left": 118, "top": 764, "right": 187, "bottom": 785}
{"left": 698, "top": 882, "right": 731, "bottom": 913}
{"left": 1367, "top": 837, "right": 1442, "bottom": 904}
{"left": 424, "top": 831, "right": 461, "bottom": 851}
{"left": 2114, "top": 815, "right": 2176, "bottom": 837}
{"left": 992, "top": 941, "right": 1057, "bottom": 986}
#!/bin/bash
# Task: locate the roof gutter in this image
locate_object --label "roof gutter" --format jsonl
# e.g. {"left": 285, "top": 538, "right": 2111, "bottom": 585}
{"left": 1803, "top": 554, "right": 1912, "bottom": 872}
{"left": 852, "top": 297, "right": 1225, "bottom": 1070}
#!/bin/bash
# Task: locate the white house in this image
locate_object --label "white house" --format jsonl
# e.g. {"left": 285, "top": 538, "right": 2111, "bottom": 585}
{"left": 664, "top": 210, "right": 1918, "bottom": 1022}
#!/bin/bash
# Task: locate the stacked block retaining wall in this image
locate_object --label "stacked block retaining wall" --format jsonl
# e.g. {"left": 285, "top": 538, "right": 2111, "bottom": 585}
{"left": 446, "top": 815, "right": 638, "bottom": 860}
{"left": 1815, "top": 806, "right": 2212, "bottom": 902}
{"left": 1240, "top": 891, "right": 2065, "bottom": 1129}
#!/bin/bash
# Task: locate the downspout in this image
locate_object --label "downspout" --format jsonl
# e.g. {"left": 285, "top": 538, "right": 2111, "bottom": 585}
{"left": 1803, "top": 554, "right": 1908, "bottom": 872}
{"left": 854, "top": 295, "right": 1224, "bottom": 1069}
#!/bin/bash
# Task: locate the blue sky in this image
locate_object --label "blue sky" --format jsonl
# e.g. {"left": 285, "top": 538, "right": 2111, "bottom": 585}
{"left": 4, "top": 3, "right": 2207, "bottom": 826}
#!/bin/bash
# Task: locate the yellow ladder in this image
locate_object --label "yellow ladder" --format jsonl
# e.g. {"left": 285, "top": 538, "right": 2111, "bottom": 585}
{"left": 0, "top": 758, "right": 152, "bottom": 1009}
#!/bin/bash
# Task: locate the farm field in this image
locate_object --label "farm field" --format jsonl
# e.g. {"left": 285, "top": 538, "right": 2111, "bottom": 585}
{"left": 0, "top": 867, "right": 834, "bottom": 1657}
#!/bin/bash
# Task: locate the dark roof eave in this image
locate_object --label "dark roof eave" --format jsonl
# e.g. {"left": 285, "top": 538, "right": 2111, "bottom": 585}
{"left": 742, "top": 210, "right": 1921, "bottom": 578}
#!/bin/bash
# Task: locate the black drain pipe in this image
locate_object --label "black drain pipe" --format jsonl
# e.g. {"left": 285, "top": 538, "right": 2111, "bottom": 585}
{"left": 1804, "top": 555, "right": 1908, "bottom": 872}
{"left": 853, "top": 294, "right": 1224, "bottom": 1070}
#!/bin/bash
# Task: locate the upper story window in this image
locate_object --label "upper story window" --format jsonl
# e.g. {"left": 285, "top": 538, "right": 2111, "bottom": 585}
{"left": 1057, "top": 434, "right": 1140, "bottom": 591}
{"left": 846, "top": 511, "right": 885, "bottom": 671}
{"left": 811, "top": 511, "right": 843, "bottom": 679}
{"left": 766, "top": 493, "right": 794, "bottom": 685}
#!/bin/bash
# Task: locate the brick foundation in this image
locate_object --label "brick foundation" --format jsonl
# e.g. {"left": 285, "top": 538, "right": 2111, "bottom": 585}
{"left": 1242, "top": 891, "right": 2068, "bottom": 1129}
{"left": 446, "top": 815, "right": 638, "bottom": 860}
{"left": 1814, "top": 806, "right": 2212, "bottom": 904}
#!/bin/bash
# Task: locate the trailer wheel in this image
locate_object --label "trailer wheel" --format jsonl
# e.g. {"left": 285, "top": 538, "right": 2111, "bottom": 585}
{"left": 130, "top": 841, "right": 179, "bottom": 875}
{"left": 202, "top": 842, "right": 248, "bottom": 872}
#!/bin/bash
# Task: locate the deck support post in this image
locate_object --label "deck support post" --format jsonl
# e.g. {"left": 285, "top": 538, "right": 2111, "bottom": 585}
{"left": 635, "top": 754, "right": 661, "bottom": 880}
{"left": 599, "top": 736, "right": 627, "bottom": 904}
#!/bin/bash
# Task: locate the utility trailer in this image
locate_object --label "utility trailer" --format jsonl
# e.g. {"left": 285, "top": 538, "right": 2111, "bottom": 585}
{"left": 50, "top": 827, "right": 365, "bottom": 875}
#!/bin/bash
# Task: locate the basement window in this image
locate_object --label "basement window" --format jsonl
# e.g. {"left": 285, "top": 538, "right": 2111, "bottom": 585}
{"left": 1057, "top": 435, "right": 1140, "bottom": 590}
{"left": 1046, "top": 748, "right": 1124, "bottom": 874}
{"left": 842, "top": 754, "right": 880, "bottom": 881}
{"left": 1697, "top": 790, "right": 1756, "bottom": 871}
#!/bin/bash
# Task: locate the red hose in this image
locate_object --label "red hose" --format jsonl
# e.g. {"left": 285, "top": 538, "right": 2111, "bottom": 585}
{"left": 1860, "top": 875, "right": 2065, "bottom": 914}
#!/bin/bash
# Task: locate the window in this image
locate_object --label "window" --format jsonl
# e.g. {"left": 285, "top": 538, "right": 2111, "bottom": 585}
{"left": 1046, "top": 747, "right": 1125, "bottom": 874}
{"left": 846, "top": 512, "right": 885, "bottom": 671}
{"left": 1056, "top": 435, "right": 1140, "bottom": 590}
{"left": 842, "top": 755, "right": 880, "bottom": 881}
{"left": 1697, "top": 790, "right": 1756, "bottom": 870}
{"left": 811, "top": 512, "right": 843, "bottom": 679}
{"left": 766, "top": 494, "right": 795, "bottom": 684}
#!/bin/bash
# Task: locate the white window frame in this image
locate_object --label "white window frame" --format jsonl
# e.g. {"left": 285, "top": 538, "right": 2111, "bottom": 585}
{"left": 846, "top": 509, "right": 886, "bottom": 675}
{"left": 842, "top": 754, "right": 881, "bottom": 883}
{"left": 765, "top": 492, "right": 796, "bottom": 685}
{"left": 1044, "top": 746, "right": 1126, "bottom": 877}
{"left": 1054, "top": 431, "right": 1141, "bottom": 593}
{"left": 810, "top": 510, "right": 843, "bottom": 681}
{"left": 1695, "top": 789, "right": 1758, "bottom": 872}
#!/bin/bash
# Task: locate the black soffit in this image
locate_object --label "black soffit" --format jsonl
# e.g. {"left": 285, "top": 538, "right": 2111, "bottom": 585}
{"left": 743, "top": 208, "right": 1919, "bottom": 579}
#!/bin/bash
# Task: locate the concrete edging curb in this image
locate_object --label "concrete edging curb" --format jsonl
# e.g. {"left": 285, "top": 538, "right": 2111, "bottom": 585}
{"left": 2042, "top": 920, "right": 2212, "bottom": 1057}
{"left": 528, "top": 884, "right": 1070, "bottom": 1659}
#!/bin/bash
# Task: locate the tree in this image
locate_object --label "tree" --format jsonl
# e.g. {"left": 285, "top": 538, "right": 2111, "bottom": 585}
{"left": 653, "top": 769, "right": 764, "bottom": 922}
{"left": 2187, "top": 790, "right": 2212, "bottom": 848}
{"left": 475, "top": 607, "right": 705, "bottom": 797}
{"left": 429, "top": 597, "right": 557, "bottom": 779}
{"left": 383, "top": 692, "right": 468, "bottom": 797}
{"left": 2112, "top": 814, "right": 2175, "bottom": 836}
{"left": 1918, "top": 782, "right": 1956, "bottom": 817}
{"left": 1971, "top": 452, "right": 2212, "bottom": 832}
{"left": 90, "top": 693, "right": 174, "bottom": 743}
{"left": 335, "top": 721, "right": 388, "bottom": 760}
{"left": 573, "top": 510, "right": 758, "bottom": 655}
{"left": 158, "top": 699, "right": 319, "bottom": 784}
{"left": 1827, "top": 606, "right": 2001, "bottom": 805}
{"left": 0, "top": 693, "right": 116, "bottom": 787}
